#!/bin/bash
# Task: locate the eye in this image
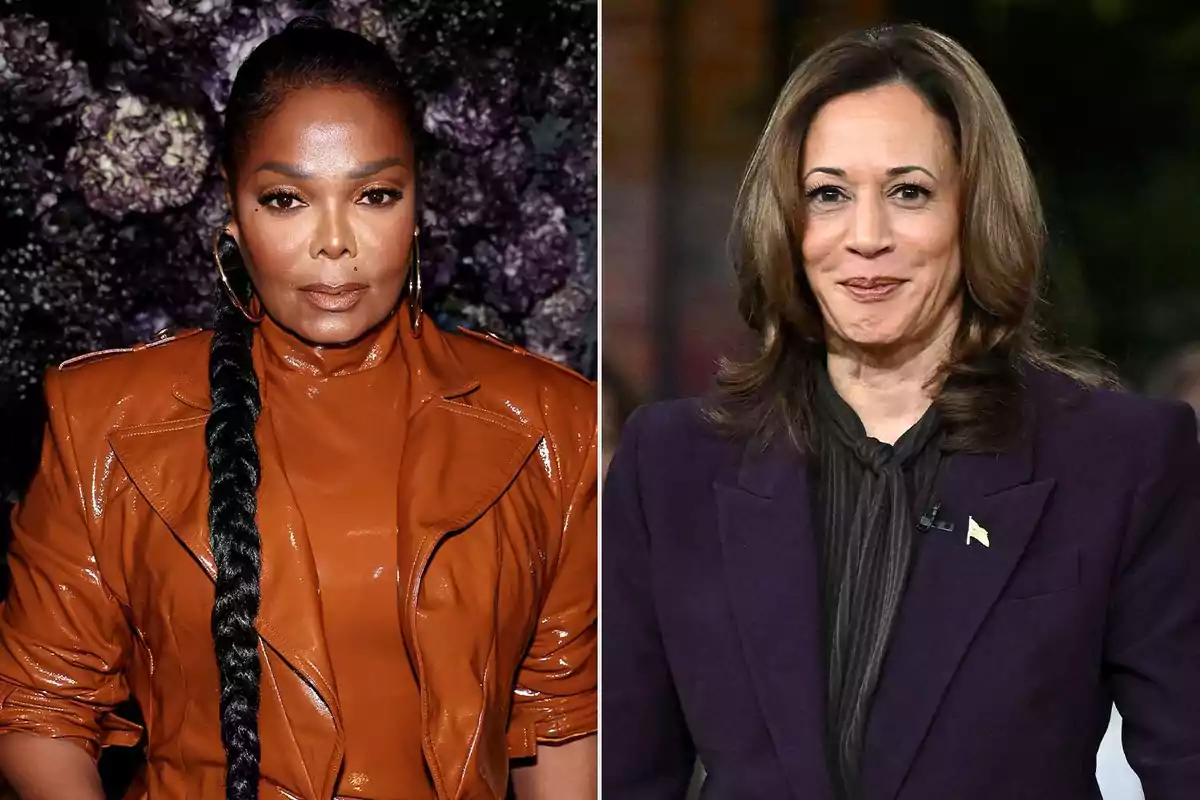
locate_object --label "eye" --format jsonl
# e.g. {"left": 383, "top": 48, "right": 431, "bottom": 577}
{"left": 805, "top": 184, "right": 849, "bottom": 206}
{"left": 889, "top": 183, "right": 933, "bottom": 205}
{"left": 259, "top": 190, "right": 306, "bottom": 211}
{"left": 359, "top": 187, "right": 404, "bottom": 206}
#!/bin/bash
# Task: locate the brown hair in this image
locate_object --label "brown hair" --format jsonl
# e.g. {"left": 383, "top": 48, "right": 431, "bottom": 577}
{"left": 710, "top": 23, "right": 1109, "bottom": 453}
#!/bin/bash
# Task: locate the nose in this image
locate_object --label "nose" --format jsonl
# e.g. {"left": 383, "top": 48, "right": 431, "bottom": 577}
{"left": 846, "top": 194, "right": 893, "bottom": 258}
{"left": 309, "top": 208, "right": 357, "bottom": 260}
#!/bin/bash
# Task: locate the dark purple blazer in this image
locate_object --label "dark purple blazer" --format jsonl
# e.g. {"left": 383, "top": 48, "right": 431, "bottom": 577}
{"left": 602, "top": 367, "right": 1200, "bottom": 799}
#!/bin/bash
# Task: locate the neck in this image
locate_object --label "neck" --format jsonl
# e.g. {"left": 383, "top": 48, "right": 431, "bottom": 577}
{"left": 825, "top": 303, "right": 959, "bottom": 444}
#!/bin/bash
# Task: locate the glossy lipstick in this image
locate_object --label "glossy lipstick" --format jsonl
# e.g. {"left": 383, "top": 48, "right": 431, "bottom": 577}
{"left": 299, "top": 282, "right": 368, "bottom": 312}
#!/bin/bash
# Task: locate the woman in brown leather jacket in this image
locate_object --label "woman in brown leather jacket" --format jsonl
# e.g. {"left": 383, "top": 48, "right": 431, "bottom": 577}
{"left": 0, "top": 18, "right": 596, "bottom": 800}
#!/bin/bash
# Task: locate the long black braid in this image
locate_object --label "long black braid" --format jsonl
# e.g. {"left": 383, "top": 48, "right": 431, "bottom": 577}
{"left": 206, "top": 15, "right": 419, "bottom": 799}
{"left": 206, "top": 231, "right": 263, "bottom": 798}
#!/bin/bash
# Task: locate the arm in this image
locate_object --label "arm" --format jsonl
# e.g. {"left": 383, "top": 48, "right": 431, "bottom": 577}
{"left": 1105, "top": 403, "right": 1200, "bottom": 799}
{"left": 600, "top": 408, "right": 696, "bottom": 799}
{"left": 0, "top": 370, "right": 138, "bottom": 797}
{"left": 509, "top": 735, "right": 596, "bottom": 800}
{"left": 0, "top": 736, "right": 104, "bottom": 800}
{"left": 507, "top": 414, "right": 598, "bottom": 797}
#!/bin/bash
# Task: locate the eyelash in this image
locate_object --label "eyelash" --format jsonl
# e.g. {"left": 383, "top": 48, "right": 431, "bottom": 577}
{"left": 256, "top": 186, "right": 405, "bottom": 211}
{"left": 891, "top": 183, "right": 932, "bottom": 202}
{"left": 259, "top": 189, "right": 304, "bottom": 210}
{"left": 804, "top": 182, "right": 933, "bottom": 205}
{"left": 806, "top": 183, "right": 848, "bottom": 204}
{"left": 359, "top": 186, "right": 404, "bottom": 206}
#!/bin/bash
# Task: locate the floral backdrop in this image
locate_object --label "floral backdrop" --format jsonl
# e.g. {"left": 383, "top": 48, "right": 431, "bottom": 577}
{"left": 0, "top": 1, "right": 597, "bottom": 541}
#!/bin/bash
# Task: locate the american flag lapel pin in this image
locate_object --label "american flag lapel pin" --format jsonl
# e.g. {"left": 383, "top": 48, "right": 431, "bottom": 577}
{"left": 967, "top": 516, "right": 990, "bottom": 547}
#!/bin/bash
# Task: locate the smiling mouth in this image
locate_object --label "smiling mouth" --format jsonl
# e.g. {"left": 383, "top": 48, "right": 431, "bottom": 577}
{"left": 838, "top": 277, "right": 907, "bottom": 302}
{"left": 839, "top": 277, "right": 905, "bottom": 289}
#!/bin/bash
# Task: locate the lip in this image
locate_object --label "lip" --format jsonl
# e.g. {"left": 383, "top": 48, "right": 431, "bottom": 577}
{"left": 299, "top": 283, "right": 369, "bottom": 312}
{"left": 298, "top": 282, "right": 369, "bottom": 294}
{"left": 838, "top": 277, "right": 907, "bottom": 303}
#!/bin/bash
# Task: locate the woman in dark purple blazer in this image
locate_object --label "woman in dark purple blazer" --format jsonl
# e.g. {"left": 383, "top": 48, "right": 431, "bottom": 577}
{"left": 602, "top": 24, "right": 1200, "bottom": 800}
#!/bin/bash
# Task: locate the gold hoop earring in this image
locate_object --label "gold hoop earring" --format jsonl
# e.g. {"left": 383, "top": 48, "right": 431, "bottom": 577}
{"left": 407, "top": 232, "right": 424, "bottom": 338}
{"left": 212, "top": 227, "right": 264, "bottom": 324}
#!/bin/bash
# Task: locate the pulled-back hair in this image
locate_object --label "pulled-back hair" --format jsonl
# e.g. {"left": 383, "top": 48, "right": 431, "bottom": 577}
{"left": 205, "top": 15, "right": 417, "bottom": 799}
{"left": 711, "top": 23, "right": 1108, "bottom": 454}
{"left": 220, "top": 16, "right": 420, "bottom": 182}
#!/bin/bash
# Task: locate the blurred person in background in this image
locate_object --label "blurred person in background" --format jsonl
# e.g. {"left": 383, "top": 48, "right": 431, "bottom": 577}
{"left": 0, "top": 18, "right": 596, "bottom": 800}
{"left": 1148, "top": 344, "right": 1200, "bottom": 424}
{"left": 603, "top": 23, "right": 1200, "bottom": 800}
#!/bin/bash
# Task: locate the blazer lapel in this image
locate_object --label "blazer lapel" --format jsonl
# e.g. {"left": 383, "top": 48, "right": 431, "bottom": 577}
{"left": 861, "top": 422, "right": 1055, "bottom": 800}
{"left": 110, "top": 380, "right": 346, "bottom": 798}
{"left": 714, "top": 441, "right": 836, "bottom": 800}
{"left": 397, "top": 396, "right": 542, "bottom": 800}
{"left": 392, "top": 317, "right": 543, "bottom": 800}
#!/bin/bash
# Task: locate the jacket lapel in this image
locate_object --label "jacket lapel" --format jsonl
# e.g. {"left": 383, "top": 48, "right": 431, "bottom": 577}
{"left": 108, "top": 398, "right": 346, "bottom": 798}
{"left": 398, "top": 397, "right": 542, "bottom": 800}
{"left": 393, "top": 316, "right": 544, "bottom": 800}
{"left": 714, "top": 441, "right": 836, "bottom": 800}
{"left": 860, "top": 418, "right": 1056, "bottom": 800}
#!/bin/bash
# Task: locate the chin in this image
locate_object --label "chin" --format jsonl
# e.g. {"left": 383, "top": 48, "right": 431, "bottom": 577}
{"left": 292, "top": 315, "right": 375, "bottom": 347}
{"left": 833, "top": 317, "right": 909, "bottom": 349}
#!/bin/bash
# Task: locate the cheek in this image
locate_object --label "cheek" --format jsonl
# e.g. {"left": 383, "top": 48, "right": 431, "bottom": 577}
{"left": 800, "top": 216, "right": 837, "bottom": 266}
{"left": 800, "top": 218, "right": 846, "bottom": 307}
{"left": 237, "top": 210, "right": 307, "bottom": 284}
{"left": 360, "top": 214, "right": 413, "bottom": 265}
{"left": 896, "top": 216, "right": 961, "bottom": 289}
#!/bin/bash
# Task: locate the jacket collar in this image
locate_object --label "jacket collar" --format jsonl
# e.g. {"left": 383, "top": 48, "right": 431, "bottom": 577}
{"left": 171, "top": 305, "right": 479, "bottom": 412}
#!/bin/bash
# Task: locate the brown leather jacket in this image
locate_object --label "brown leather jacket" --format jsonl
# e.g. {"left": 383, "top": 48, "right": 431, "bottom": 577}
{"left": 0, "top": 312, "right": 597, "bottom": 799}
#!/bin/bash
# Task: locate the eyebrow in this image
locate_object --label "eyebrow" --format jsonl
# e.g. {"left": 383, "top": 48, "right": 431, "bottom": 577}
{"left": 802, "top": 165, "right": 937, "bottom": 181}
{"left": 254, "top": 156, "right": 409, "bottom": 180}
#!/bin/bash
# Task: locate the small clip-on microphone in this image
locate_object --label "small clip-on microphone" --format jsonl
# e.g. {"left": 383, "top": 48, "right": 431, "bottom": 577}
{"left": 917, "top": 500, "right": 955, "bottom": 534}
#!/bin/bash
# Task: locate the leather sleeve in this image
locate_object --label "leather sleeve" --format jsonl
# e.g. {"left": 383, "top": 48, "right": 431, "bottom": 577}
{"left": 1106, "top": 402, "right": 1200, "bottom": 798}
{"left": 0, "top": 369, "right": 141, "bottom": 759}
{"left": 507, "top": 391, "right": 598, "bottom": 757}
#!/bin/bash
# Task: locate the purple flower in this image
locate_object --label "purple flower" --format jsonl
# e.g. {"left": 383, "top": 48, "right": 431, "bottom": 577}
{"left": 327, "top": 0, "right": 410, "bottom": 59}
{"left": 202, "top": 2, "right": 306, "bottom": 113}
{"left": 466, "top": 190, "right": 576, "bottom": 316}
{"left": 0, "top": 15, "right": 92, "bottom": 121}
{"left": 137, "top": 0, "right": 235, "bottom": 29}
{"left": 522, "top": 279, "right": 594, "bottom": 365}
{"left": 420, "top": 53, "right": 520, "bottom": 151}
{"left": 67, "top": 92, "right": 212, "bottom": 219}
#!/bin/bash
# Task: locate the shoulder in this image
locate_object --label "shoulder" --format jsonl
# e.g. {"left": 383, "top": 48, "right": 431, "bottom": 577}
{"left": 612, "top": 396, "right": 744, "bottom": 485}
{"left": 1025, "top": 366, "right": 1197, "bottom": 476}
{"left": 442, "top": 328, "right": 597, "bottom": 487}
{"left": 622, "top": 397, "right": 722, "bottom": 451}
{"left": 447, "top": 326, "right": 595, "bottom": 421}
{"left": 47, "top": 328, "right": 211, "bottom": 428}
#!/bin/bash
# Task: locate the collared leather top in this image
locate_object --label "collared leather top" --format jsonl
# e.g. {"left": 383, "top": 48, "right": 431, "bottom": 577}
{"left": 0, "top": 306, "right": 598, "bottom": 800}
